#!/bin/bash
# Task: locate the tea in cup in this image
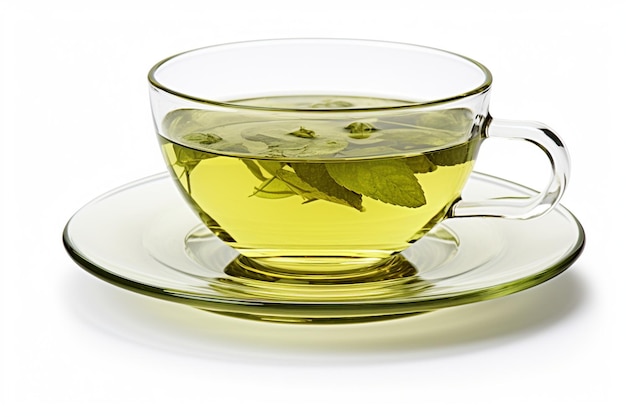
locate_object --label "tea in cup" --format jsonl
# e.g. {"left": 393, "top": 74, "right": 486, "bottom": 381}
{"left": 148, "top": 39, "right": 569, "bottom": 278}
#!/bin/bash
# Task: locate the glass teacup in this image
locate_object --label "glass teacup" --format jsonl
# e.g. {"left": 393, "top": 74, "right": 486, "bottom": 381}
{"left": 148, "top": 39, "right": 569, "bottom": 279}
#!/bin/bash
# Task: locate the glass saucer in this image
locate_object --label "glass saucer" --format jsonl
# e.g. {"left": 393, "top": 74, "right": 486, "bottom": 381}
{"left": 63, "top": 172, "right": 585, "bottom": 324}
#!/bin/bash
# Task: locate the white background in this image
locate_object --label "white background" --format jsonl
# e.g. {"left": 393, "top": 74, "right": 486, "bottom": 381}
{"left": 1, "top": 1, "right": 624, "bottom": 415}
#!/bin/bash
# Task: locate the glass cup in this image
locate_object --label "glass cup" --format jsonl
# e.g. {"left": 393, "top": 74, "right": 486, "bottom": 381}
{"left": 148, "top": 39, "right": 569, "bottom": 279}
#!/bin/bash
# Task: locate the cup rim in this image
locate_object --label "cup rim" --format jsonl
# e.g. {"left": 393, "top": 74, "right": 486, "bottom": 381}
{"left": 148, "top": 38, "right": 493, "bottom": 112}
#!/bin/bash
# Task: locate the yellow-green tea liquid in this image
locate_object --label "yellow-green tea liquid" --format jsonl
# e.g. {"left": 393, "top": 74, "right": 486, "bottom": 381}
{"left": 159, "top": 96, "right": 479, "bottom": 274}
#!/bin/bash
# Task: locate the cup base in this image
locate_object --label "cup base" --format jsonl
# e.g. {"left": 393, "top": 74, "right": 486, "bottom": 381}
{"left": 181, "top": 226, "right": 452, "bottom": 304}
{"left": 226, "top": 253, "right": 417, "bottom": 282}
{"left": 214, "top": 254, "right": 429, "bottom": 304}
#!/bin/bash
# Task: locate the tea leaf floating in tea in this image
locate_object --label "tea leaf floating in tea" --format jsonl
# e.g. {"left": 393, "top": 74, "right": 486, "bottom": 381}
{"left": 274, "top": 168, "right": 362, "bottom": 210}
{"left": 291, "top": 163, "right": 363, "bottom": 211}
{"left": 172, "top": 133, "right": 222, "bottom": 192}
{"left": 345, "top": 122, "right": 378, "bottom": 139}
{"left": 251, "top": 176, "right": 297, "bottom": 199}
{"left": 406, "top": 155, "right": 438, "bottom": 173}
{"left": 326, "top": 159, "right": 426, "bottom": 208}
{"left": 183, "top": 132, "right": 224, "bottom": 146}
{"left": 288, "top": 126, "right": 317, "bottom": 138}
{"left": 241, "top": 159, "right": 268, "bottom": 181}
{"left": 310, "top": 98, "right": 354, "bottom": 108}
{"left": 243, "top": 124, "right": 348, "bottom": 157}
{"left": 426, "top": 139, "right": 479, "bottom": 166}
{"left": 246, "top": 161, "right": 363, "bottom": 210}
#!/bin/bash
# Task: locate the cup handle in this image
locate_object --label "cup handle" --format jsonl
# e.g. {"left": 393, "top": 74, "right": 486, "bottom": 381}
{"left": 450, "top": 117, "right": 570, "bottom": 220}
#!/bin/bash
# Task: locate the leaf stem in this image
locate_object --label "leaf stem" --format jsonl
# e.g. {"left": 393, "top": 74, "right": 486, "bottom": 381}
{"left": 250, "top": 176, "right": 277, "bottom": 197}
{"left": 185, "top": 169, "right": 191, "bottom": 194}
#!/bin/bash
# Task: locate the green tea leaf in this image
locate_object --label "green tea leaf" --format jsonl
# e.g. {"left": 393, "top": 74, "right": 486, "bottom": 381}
{"left": 337, "top": 145, "right": 398, "bottom": 158}
{"left": 345, "top": 122, "right": 377, "bottom": 139}
{"left": 291, "top": 163, "right": 363, "bottom": 211}
{"left": 244, "top": 124, "right": 348, "bottom": 157}
{"left": 326, "top": 159, "right": 426, "bottom": 208}
{"left": 241, "top": 159, "right": 267, "bottom": 181}
{"left": 182, "top": 132, "right": 223, "bottom": 145}
{"left": 310, "top": 98, "right": 354, "bottom": 108}
{"left": 252, "top": 177, "right": 297, "bottom": 199}
{"left": 406, "top": 155, "right": 437, "bottom": 173}
{"left": 288, "top": 126, "right": 317, "bottom": 138}
{"left": 173, "top": 144, "right": 214, "bottom": 172}
{"left": 171, "top": 143, "right": 216, "bottom": 194}
{"left": 274, "top": 168, "right": 363, "bottom": 211}
{"left": 179, "top": 129, "right": 253, "bottom": 155}
{"left": 426, "top": 138, "right": 480, "bottom": 166}
{"left": 258, "top": 160, "right": 284, "bottom": 176}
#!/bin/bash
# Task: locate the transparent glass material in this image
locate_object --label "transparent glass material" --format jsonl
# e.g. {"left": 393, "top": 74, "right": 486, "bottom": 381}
{"left": 63, "top": 173, "right": 585, "bottom": 324}
{"left": 148, "top": 39, "right": 570, "bottom": 276}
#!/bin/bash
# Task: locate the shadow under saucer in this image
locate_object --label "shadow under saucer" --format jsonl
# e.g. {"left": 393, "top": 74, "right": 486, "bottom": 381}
{"left": 63, "top": 267, "right": 587, "bottom": 365}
